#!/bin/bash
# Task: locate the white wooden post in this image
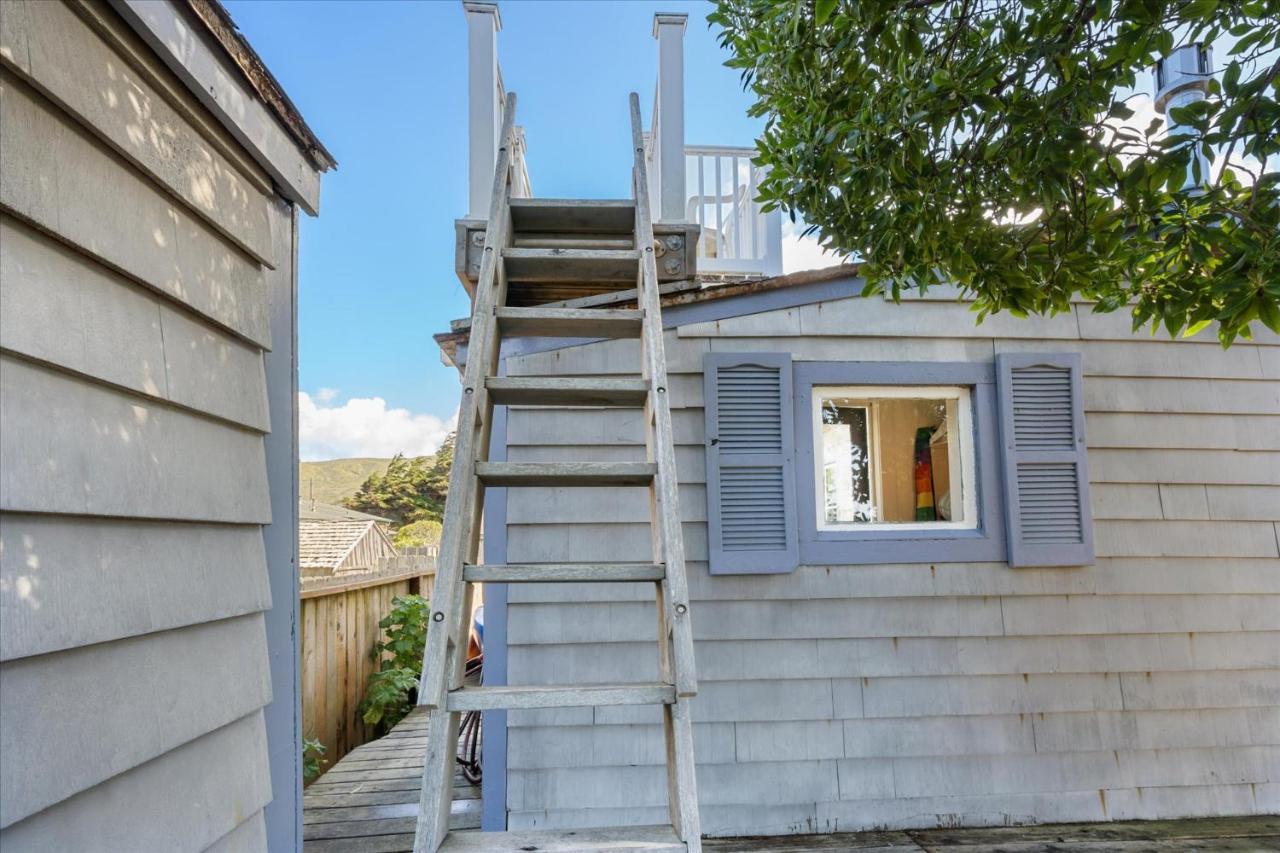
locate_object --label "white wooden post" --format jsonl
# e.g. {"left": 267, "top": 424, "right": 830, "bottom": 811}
{"left": 465, "top": 2, "right": 502, "bottom": 219}
{"left": 763, "top": 207, "right": 783, "bottom": 276}
{"left": 653, "top": 13, "right": 686, "bottom": 223}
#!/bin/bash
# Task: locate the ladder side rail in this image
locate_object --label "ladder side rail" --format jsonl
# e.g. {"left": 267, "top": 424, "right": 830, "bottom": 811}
{"left": 419, "top": 91, "right": 519, "bottom": 710}
{"left": 629, "top": 92, "right": 697, "bottom": 697}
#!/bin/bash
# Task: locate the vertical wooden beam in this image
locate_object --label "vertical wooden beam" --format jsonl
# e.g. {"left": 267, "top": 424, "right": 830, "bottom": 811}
{"left": 653, "top": 13, "right": 686, "bottom": 223}
{"left": 465, "top": 2, "right": 502, "bottom": 219}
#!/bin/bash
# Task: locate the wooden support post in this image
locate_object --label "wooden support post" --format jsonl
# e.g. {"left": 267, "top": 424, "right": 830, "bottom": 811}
{"left": 652, "top": 13, "right": 686, "bottom": 223}
{"left": 465, "top": 2, "right": 502, "bottom": 219}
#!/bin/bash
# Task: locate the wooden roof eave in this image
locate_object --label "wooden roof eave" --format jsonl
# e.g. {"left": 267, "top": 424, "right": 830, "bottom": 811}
{"left": 435, "top": 263, "right": 863, "bottom": 370}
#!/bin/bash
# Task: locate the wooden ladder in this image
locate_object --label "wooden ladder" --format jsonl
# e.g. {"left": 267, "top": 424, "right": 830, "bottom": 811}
{"left": 412, "top": 92, "right": 703, "bottom": 853}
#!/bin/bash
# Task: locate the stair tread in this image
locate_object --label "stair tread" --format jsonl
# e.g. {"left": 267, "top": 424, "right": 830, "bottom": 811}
{"left": 439, "top": 825, "right": 684, "bottom": 852}
{"left": 476, "top": 461, "right": 656, "bottom": 487}
{"left": 486, "top": 376, "right": 648, "bottom": 407}
{"left": 504, "top": 247, "right": 640, "bottom": 283}
{"left": 464, "top": 562, "right": 665, "bottom": 583}
{"left": 495, "top": 306, "right": 644, "bottom": 338}
{"left": 446, "top": 682, "right": 675, "bottom": 712}
{"left": 510, "top": 198, "right": 636, "bottom": 235}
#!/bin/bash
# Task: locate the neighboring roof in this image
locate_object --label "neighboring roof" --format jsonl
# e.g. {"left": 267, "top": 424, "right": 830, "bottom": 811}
{"left": 186, "top": 0, "right": 337, "bottom": 173}
{"left": 299, "top": 518, "right": 394, "bottom": 571}
{"left": 300, "top": 500, "right": 394, "bottom": 524}
{"left": 435, "top": 264, "right": 862, "bottom": 367}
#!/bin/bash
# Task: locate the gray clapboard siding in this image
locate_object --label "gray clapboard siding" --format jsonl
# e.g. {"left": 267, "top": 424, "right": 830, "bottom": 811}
{"left": 1119, "top": 669, "right": 1280, "bottom": 710}
{"left": 815, "top": 782, "right": 1277, "bottom": 833}
{"left": 203, "top": 812, "right": 268, "bottom": 853}
{"left": 0, "top": 0, "right": 274, "bottom": 264}
{"left": 0, "top": 71, "right": 270, "bottom": 347}
{"left": 999, "top": 593, "right": 1280, "bottom": 635}
{"left": 1085, "top": 412, "right": 1280, "bottom": 450}
{"left": 0, "top": 514, "right": 269, "bottom": 660}
{"left": 0, "top": 356, "right": 270, "bottom": 522}
{"left": 507, "top": 724, "right": 736, "bottom": 769}
{"left": 1076, "top": 308, "right": 1280, "bottom": 346}
{"left": 1084, "top": 376, "right": 1280, "bottom": 415}
{"left": 0, "top": 711, "right": 272, "bottom": 851}
{"left": 994, "top": 339, "right": 1269, "bottom": 379}
{"left": 0, "top": 613, "right": 272, "bottom": 826}
{"left": 509, "top": 761, "right": 845, "bottom": 812}
{"left": 1029, "top": 707, "right": 1280, "bottom": 752}
{"left": 507, "top": 631, "right": 1280, "bottom": 683}
{"left": 508, "top": 557, "right": 1280, "bottom": 603}
{"left": 1089, "top": 450, "right": 1280, "bottom": 485}
{"left": 1204, "top": 485, "right": 1280, "bottom": 521}
{"left": 507, "top": 483, "right": 707, "bottom": 524}
{"left": 0, "top": 216, "right": 269, "bottom": 430}
{"left": 502, "top": 295, "right": 1280, "bottom": 835}
{"left": 1094, "top": 520, "right": 1278, "bottom": 557}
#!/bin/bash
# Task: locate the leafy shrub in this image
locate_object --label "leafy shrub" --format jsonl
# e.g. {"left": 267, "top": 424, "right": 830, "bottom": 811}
{"left": 394, "top": 518, "right": 442, "bottom": 549}
{"left": 303, "top": 737, "right": 327, "bottom": 782}
{"left": 358, "top": 594, "right": 429, "bottom": 734}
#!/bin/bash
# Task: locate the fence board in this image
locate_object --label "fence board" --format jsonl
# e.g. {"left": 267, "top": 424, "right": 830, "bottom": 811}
{"left": 301, "top": 553, "right": 436, "bottom": 778}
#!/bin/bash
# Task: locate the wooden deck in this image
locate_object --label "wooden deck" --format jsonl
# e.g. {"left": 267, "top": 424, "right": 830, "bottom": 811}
{"left": 303, "top": 708, "right": 480, "bottom": 852}
{"left": 304, "top": 714, "right": 1278, "bottom": 852}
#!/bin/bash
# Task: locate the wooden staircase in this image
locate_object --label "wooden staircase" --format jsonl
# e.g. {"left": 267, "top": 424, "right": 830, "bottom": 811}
{"left": 411, "top": 92, "right": 702, "bottom": 852}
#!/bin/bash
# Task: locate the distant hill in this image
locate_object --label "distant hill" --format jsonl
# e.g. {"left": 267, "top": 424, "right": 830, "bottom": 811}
{"left": 299, "top": 458, "right": 393, "bottom": 506}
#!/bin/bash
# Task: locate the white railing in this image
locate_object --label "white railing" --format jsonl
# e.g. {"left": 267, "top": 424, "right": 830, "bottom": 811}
{"left": 649, "top": 13, "right": 781, "bottom": 277}
{"left": 684, "top": 146, "right": 782, "bottom": 276}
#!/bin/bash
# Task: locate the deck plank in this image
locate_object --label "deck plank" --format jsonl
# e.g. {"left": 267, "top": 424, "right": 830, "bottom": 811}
{"left": 303, "top": 707, "right": 479, "bottom": 852}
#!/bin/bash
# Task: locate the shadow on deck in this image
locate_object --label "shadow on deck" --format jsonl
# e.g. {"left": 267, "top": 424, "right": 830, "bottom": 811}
{"left": 303, "top": 712, "right": 1278, "bottom": 852}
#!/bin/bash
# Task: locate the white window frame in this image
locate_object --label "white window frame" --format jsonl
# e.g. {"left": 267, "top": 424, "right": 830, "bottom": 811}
{"left": 812, "top": 385, "right": 978, "bottom": 533}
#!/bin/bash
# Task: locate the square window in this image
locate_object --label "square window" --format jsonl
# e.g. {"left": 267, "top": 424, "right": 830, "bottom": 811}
{"left": 813, "top": 386, "right": 977, "bottom": 531}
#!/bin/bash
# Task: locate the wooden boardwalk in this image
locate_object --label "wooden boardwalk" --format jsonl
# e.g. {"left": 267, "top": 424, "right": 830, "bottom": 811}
{"left": 303, "top": 708, "right": 479, "bottom": 852}
{"left": 303, "top": 716, "right": 1278, "bottom": 852}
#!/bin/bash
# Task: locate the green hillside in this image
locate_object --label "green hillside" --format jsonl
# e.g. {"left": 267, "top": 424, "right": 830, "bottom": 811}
{"left": 299, "top": 457, "right": 393, "bottom": 505}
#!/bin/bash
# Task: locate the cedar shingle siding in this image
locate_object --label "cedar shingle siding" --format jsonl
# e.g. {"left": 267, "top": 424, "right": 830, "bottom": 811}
{"left": 498, "top": 295, "right": 1280, "bottom": 835}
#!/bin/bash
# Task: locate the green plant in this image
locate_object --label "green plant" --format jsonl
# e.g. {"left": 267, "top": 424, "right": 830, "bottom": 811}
{"left": 711, "top": 0, "right": 1280, "bottom": 345}
{"left": 394, "top": 518, "right": 442, "bottom": 549}
{"left": 357, "top": 594, "right": 430, "bottom": 734}
{"left": 302, "top": 737, "right": 327, "bottom": 782}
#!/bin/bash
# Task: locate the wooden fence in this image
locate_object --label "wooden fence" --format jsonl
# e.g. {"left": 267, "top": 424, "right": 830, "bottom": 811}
{"left": 301, "top": 547, "right": 437, "bottom": 778}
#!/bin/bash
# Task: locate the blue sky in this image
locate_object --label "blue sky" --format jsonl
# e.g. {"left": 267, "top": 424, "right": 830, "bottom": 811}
{"left": 222, "top": 0, "right": 768, "bottom": 460}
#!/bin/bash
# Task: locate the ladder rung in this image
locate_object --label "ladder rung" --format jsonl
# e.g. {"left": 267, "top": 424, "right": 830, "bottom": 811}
{"left": 513, "top": 234, "right": 636, "bottom": 250}
{"left": 503, "top": 247, "right": 640, "bottom": 282}
{"left": 464, "top": 563, "right": 665, "bottom": 583}
{"left": 476, "top": 461, "right": 655, "bottom": 487}
{"left": 509, "top": 198, "right": 636, "bottom": 234}
{"left": 496, "top": 306, "right": 643, "bottom": 338}
{"left": 486, "top": 376, "right": 647, "bottom": 407}
{"left": 446, "top": 683, "right": 675, "bottom": 712}
{"left": 439, "top": 825, "right": 684, "bottom": 852}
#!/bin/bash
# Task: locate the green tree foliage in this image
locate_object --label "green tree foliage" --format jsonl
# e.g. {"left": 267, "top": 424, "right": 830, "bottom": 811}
{"left": 344, "top": 433, "right": 455, "bottom": 525}
{"left": 357, "top": 594, "right": 429, "bottom": 734}
{"left": 394, "top": 518, "right": 443, "bottom": 549}
{"left": 711, "top": 0, "right": 1280, "bottom": 344}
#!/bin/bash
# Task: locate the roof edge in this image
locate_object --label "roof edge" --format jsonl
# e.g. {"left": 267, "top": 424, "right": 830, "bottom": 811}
{"left": 185, "top": 0, "right": 336, "bottom": 172}
{"left": 434, "top": 264, "right": 863, "bottom": 368}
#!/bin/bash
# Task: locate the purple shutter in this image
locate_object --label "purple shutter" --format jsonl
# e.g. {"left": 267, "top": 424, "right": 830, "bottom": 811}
{"left": 703, "top": 353, "right": 799, "bottom": 574}
{"left": 996, "top": 353, "right": 1094, "bottom": 567}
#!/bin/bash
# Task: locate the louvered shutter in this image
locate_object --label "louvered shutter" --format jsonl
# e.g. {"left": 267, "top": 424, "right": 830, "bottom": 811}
{"left": 703, "top": 353, "right": 799, "bottom": 574}
{"left": 996, "top": 353, "right": 1094, "bottom": 567}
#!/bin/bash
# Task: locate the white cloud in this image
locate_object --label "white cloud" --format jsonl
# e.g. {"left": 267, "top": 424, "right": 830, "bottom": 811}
{"left": 781, "top": 217, "right": 846, "bottom": 274}
{"left": 299, "top": 391, "right": 457, "bottom": 461}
